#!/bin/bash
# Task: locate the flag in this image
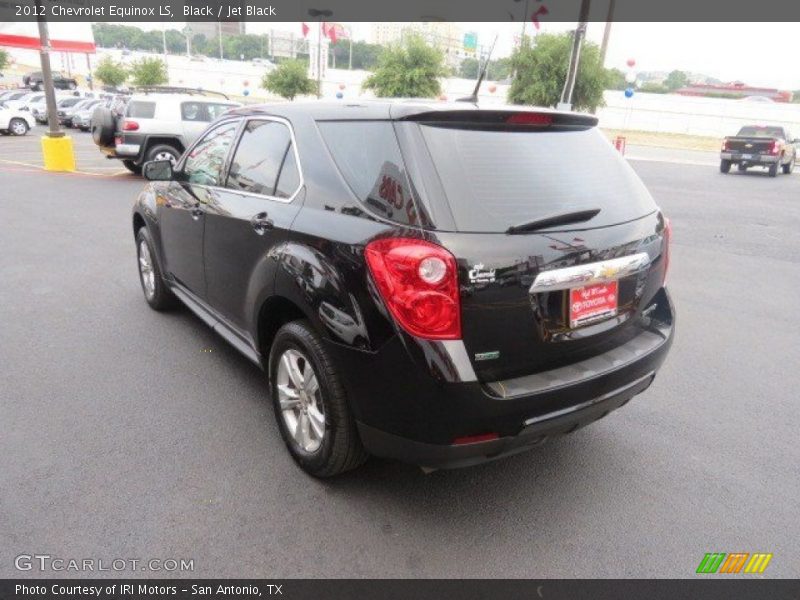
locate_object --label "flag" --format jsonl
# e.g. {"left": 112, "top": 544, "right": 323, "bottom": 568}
{"left": 301, "top": 22, "right": 310, "bottom": 38}
{"left": 532, "top": 5, "right": 549, "bottom": 30}
{"left": 322, "top": 22, "right": 337, "bottom": 45}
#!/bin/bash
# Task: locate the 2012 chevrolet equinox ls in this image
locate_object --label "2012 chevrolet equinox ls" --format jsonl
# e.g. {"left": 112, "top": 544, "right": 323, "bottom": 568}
{"left": 133, "top": 101, "right": 674, "bottom": 477}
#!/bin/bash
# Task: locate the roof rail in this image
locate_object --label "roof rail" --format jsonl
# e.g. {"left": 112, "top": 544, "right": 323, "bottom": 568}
{"left": 133, "top": 86, "right": 230, "bottom": 100}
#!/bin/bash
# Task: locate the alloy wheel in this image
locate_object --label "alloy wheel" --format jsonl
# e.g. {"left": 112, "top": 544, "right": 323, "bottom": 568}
{"left": 138, "top": 240, "right": 156, "bottom": 299}
{"left": 276, "top": 349, "right": 325, "bottom": 453}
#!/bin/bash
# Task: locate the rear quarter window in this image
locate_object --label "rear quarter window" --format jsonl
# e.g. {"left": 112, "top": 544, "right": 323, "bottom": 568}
{"left": 317, "top": 121, "right": 422, "bottom": 226}
{"left": 126, "top": 101, "right": 156, "bottom": 119}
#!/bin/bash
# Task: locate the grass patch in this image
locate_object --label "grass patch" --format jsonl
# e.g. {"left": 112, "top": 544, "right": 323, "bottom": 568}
{"left": 601, "top": 129, "right": 721, "bottom": 152}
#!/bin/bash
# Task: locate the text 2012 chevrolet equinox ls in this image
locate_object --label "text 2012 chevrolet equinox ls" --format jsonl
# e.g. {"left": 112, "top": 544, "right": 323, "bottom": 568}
{"left": 133, "top": 101, "right": 674, "bottom": 477}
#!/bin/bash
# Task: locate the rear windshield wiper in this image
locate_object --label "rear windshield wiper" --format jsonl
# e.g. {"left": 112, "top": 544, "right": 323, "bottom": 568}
{"left": 505, "top": 209, "right": 601, "bottom": 235}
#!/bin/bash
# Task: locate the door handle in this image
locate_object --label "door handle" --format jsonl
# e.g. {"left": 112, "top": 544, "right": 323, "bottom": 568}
{"left": 251, "top": 212, "right": 273, "bottom": 235}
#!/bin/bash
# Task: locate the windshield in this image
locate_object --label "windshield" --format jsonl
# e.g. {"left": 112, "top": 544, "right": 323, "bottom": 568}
{"left": 737, "top": 126, "right": 784, "bottom": 138}
{"left": 417, "top": 125, "right": 657, "bottom": 233}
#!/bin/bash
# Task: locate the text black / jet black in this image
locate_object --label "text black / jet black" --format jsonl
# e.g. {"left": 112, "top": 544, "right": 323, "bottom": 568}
{"left": 133, "top": 101, "right": 674, "bottom": 477}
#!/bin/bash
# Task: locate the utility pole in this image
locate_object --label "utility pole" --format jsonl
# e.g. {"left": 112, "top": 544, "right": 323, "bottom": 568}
{"left": 35, "top": 0, "right": 75, "bottom": 171}
{"left": 600, "top": 0, "right": 615, "bottom": 67}
{"left": 560, "top": 0, "right": 591, "bottom": 109}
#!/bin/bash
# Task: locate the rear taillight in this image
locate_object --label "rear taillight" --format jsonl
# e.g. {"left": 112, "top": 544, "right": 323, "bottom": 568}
{"left": 769, "top": 140, "right": 781, "bottom": 155}
{"left": 662, "top": 218, "right": 672, "bottom": 285}
{"left": 721, "top": 140, "right": 730, "bottom": 152}
{"left": 365, "top": 238, "right": 461, "bottom": 340}
{"left": 122, "top": 120, "right": 139, "bottom": 131}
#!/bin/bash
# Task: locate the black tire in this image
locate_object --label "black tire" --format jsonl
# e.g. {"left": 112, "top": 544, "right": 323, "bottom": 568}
{"left": 146, "top": 144, "right": 181, "bottom": 165}
{"left": 122, "top": 160, "right": 142, "bottom": 175}
{"left": 8, "top": 118, "right": 29, "bottom": 136}
{"left": 782, "top": 155, "right": 794, "bottom": 175}
{"left": 135, "top": 227, "right": 177, "bottom": 311}
{"left": 720, "top": 159, "right": 731, "bottom": 174}
{"left": 91, "top": 107, "right": 116, "bottom": 147}
{"left": 768, "top": 161, "right": 778, "bottom": 177}
{"left": 737, "top": 163, "right": 747, "bottom": 172}
{"left": 269, "top": 320, "right": 368, "bottom": 477}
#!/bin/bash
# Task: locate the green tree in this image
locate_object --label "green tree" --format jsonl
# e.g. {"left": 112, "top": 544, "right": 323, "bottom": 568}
{"left": 262, "top": 60, "right": 317, "bottom": 100}
{"left": 508, "top": 33, "right": 609, "bottom": 112}
{"left": 606, "top": 68, "right": 627, "bottom": 91}
{"left": 363, "top": 35, "right": 448, "bottom": 98}
{"left": 664, "top": 70, "right": 689, "bottom": 91}
{"left": 0, "top": 49, "right": 8, "bottom": 72}
{"left": 459, "top": 57, "right": 480, "bottom": 79}
{"left": 639, "top": 82, "right": 669, "bottom": 94}
{"left": 330, "top": 40, "right": 382, "bottom": 70}
{"left": 129, "top": 57, "right": 168, "bottom": 86}
{"left": 94, "top": 56, "right": 128, "bottom": 88}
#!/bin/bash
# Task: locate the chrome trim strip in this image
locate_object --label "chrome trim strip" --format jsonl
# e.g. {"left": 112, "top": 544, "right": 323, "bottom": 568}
{"left": 529, "top": 252, "right": 651, "bottom": 293}
{"left": 440, "top": 340, "right": 478, "bottom": 382}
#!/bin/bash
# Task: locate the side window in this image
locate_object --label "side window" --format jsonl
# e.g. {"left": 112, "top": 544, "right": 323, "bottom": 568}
{"left": 181, "top": 102, "right": 205, "bottom": 122}
{"left": 227, "top": 120, "right": 301, "bottom": 199}
{"left": 183, "top": 120, "right": 239, "bottom": 187}
{"left": 206, "top": 103, "right": 235, "bottom": 120}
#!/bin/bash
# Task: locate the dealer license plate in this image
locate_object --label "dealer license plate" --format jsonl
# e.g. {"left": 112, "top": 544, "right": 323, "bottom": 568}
{"left": 569, "top": 281, "right": 619, "bottom": 328}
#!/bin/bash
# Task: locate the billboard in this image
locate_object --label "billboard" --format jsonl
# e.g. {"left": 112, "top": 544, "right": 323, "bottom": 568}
{"left": 0, "top": 22, "right": 95, "bottom": 53}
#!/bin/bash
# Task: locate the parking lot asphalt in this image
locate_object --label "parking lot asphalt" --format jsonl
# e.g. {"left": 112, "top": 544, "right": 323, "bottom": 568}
{"left": 1, "top": 155, "right": 799, "bottom": 578}
{"left": 0, "top": 124, "right": 128, "bottom": 176}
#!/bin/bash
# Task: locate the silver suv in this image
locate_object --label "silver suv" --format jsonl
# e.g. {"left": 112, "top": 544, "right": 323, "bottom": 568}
{"left": 92, "top": 88, "right": 240, "bottom": 174}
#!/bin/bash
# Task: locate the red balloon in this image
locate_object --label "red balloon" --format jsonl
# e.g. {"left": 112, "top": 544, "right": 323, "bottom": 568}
{"left": 626, "top": 58, "right": 636, "bottom": 68}
{"left": 488, "top": 84, "right": 497, "bottom": 93}
{"left": 338, "top": 83, "right": 346, "bottom": 90}
{"left": 243, "top": 80, "right": 250, "bottom": 87}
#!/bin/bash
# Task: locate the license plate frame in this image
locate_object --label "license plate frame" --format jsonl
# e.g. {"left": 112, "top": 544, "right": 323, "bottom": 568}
{"left": 569, "top": 281, "right": 619, "bottom": 328}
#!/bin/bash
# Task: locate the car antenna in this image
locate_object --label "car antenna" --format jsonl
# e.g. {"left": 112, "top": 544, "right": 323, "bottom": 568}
{"left": 457, "top": 35, "right": 499, "bottom": 104}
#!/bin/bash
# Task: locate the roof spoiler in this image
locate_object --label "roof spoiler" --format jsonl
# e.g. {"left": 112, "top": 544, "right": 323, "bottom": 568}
{"left": 399, "top": 110, "right": 598, "bottom": 129}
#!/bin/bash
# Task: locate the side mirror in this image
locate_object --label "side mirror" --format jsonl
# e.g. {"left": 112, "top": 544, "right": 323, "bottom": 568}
{"left": 143, "top": 160, "right": 174, "bottom": 181}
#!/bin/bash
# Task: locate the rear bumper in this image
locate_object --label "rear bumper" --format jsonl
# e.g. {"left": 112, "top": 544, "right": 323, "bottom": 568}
{"left": 331, "top": 288, "right": 675, "bottom": 468}
{"left": 358, "top": 370, "right": 656, "bottom": 469}
{"left": 721, "top": 152, "right": 779, "bottom": 163}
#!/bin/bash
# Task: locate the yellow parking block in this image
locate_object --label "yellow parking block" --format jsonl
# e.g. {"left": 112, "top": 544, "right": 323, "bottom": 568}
{"left": 41, "top": 135, "right": 76, "bottom": 172}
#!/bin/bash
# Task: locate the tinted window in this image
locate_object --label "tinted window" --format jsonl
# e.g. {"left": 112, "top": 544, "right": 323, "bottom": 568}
{"left": 127, "top": 101, "right": 156, "bottom": 118}
{"left": 418, "top": 126, "right": 657, "bottom": 233}
{"left": 206, "top": 103, "right": 236, "bottom": 120}
{"left": 317, "top": 121, "right": 419, "bottom": 225}
{"left": 183, "top": 121, "right": 238, "bottom": 186}
{"left": 227, "top": 120, "right": 300, "bottom": 198}
{"left": 737, "top": 126, "right": 784, "bottom": 138}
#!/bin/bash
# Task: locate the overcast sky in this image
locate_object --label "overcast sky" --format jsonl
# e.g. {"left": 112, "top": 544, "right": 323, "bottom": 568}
{"left": 136, "top": 22, "right": 800, "bottom": 90}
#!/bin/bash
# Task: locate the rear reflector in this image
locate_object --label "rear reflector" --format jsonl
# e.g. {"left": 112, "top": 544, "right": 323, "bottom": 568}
{"left": 452, "top": 433, "right": 500, "bottom": 445}
{"left": 506, "top": 113, "right": 553, "bottom": 125}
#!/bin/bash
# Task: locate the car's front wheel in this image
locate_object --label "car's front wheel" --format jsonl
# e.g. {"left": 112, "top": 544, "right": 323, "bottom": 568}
{"left": 135, "top": 227, "right": 176, "bottom": 311}
{"left": 720, "top": 159, "right": 731, "bottom": 173}
{"left": 9, "top": 118, "right": 29, "bottom": 136}
{"left": 269, "top": 321, "right": 368, "bottom": 477}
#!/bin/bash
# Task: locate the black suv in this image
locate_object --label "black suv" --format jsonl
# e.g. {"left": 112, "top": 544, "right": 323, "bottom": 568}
{"left": 23, "top": 71, "right": 78, "bottom": 91}
{"left": 133, "top": 102, "right": 674, "bottom": 476}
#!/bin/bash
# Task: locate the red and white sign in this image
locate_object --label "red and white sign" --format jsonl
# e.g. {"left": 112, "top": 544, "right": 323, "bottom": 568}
{"left": 0, "top": 23, "right": 95, "bottom": 53}
{"left": 569, "top": 281, "right": 618, "bottom": 328}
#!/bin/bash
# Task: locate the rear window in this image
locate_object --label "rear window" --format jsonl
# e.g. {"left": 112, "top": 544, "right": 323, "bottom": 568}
{"left": 737, "top": 126, "right": 784, "bottom": 138}
{"left": 127, "top": 101, "right": 156, "bottom": 119}
{"left": 418, "top": 125, "right": 657, "bottom": 232}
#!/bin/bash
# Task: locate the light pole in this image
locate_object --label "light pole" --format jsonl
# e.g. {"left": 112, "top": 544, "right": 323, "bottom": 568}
{"left": 560, "top": 0, "right": 591, "bottom": 109}
{"left": 599, "top": 0, "right": 615, "bottom": 67}
{"left": 308, "top": 8, "right": 333, "bottom": 99}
